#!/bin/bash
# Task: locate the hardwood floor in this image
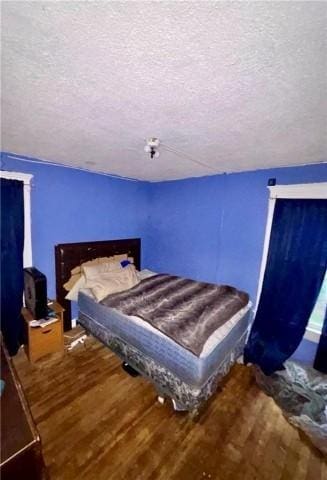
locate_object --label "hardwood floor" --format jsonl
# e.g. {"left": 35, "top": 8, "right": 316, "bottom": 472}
{"left": 13, "top": 335, "right": 326, "bottom": 480}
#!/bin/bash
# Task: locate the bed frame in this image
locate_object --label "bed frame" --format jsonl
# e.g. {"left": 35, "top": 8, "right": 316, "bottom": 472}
{"left": 54, "top": 238, "right": 141, "bottom": 331}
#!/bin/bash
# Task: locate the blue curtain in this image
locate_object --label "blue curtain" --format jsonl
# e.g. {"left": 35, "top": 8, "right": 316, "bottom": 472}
{"left": 313, "top": 308, "right": 327, "bottom": 373}
{"left": 1, "top": 178, "right": 25, "bottom": 355}
{"left": 244, "top": 199, "right": 327, "bottom": 375}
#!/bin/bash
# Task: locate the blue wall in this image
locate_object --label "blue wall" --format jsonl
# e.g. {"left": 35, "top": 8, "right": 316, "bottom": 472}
{"left": 1, "top": 153, "right": 149, "bottom": 299}
{"left": 144, "top": 163, "right": 327, "bottom": 303}
{"left": 2, "top": 151, "right": 326, "bottom": 308}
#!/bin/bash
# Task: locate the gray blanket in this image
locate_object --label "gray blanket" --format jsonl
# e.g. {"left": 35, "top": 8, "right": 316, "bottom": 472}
{"left": 101, "top": 274, "right": 249, "bottom": 356}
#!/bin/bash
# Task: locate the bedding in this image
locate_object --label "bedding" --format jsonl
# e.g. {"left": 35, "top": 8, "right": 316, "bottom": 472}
{"left": 86, "top": 264, "right": 139, "bottom": 302}
{"left": 64, "top": 253, "right": 136, "bottom": 301}
{"left": 79, "top": 289, "right": 251, "bottom": 360}
{"left": 66, "top": 267, "right": 151, "bottom": 302}
{"left": 63, "top": 272, "right": 81, "bottom": 292}
{"left": 69, "top": 256, "right": 118, "bottom": 281}
{"left": 100, "top": 274, "right": 249, "bottom": 356}
{"left": 64, "top": 253, "right": 133, "bottom": 292}
{"left": 66, "top": 275, "right": 87, "bottom": 302}
{"left": 78, "top": 291, "right": 251, "bottom": 410}
{"left": 137, "top": 269, "right": 157, "bottom": 280}
{"left": 82, "top": 259, "right": 122, "bottom": 279}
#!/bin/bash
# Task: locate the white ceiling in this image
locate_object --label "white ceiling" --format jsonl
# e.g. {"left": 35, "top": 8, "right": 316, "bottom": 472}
{"left": 1, "top": 1, "right": 326, "bottom": 181}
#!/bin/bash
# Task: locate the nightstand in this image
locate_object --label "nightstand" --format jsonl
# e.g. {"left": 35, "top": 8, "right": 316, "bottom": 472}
{"left": 22, "top": 300, "right": 64, "bottom": 362}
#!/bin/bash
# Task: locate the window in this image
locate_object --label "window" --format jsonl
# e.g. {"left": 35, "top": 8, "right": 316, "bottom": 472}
{"left": 308, "top": 270, "right": 327, "bottom": 334}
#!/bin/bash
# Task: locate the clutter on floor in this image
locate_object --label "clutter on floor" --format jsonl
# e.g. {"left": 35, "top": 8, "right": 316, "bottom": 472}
{"left": 254, "top": 361, "right": 327, "bottom": 455}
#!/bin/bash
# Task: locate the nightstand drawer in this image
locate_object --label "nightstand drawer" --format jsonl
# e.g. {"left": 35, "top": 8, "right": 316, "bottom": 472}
{"left": 31, "top": 321, "right": 60, "bottom": 344}
{"left": 29, "top": 322, "right": 62, "bottom": 361}
{"left": 22, "top": 301, "right": 65, "bottom": 363}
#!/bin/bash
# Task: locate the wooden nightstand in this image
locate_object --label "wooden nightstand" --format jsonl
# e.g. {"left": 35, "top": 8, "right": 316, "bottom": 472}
{"left": 22, "top": 300, "right": 64, "bottom": 363}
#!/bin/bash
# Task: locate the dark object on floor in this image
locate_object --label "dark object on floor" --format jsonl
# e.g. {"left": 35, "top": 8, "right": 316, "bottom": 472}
{"left": 122, "top": 362, "right": 140, "bottom": 377}
{"left": 254, "top": 361, "right": 327, "bottom": 455}
{"left": 0, "top": 337, "right": 47, "bottom": 479}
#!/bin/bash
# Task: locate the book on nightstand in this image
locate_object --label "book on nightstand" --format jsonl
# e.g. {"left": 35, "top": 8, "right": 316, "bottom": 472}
{"left": 29, "top": 307, "right": 59, "bottom": 328}
{"left": 30, "top": 317, "right": 59, "bottom": 328}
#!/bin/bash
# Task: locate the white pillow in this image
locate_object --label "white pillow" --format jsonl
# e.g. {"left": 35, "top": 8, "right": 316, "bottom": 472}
{"left": 70, "top": 254, "right": 129, "bottom": 276}
{"left": 113, "top": 254, "right": 128, "bottom": 262}
{"left": 65, "top": 275, "right": 87, "bottom": 302}
{"left": 82, "top": 260, "right": 122, "bottom": 281}
{"left": 86, "top": 265, "right": 139, "bottom": 302}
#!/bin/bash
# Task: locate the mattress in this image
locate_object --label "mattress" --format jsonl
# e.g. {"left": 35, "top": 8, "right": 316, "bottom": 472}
{"left": 78, "top": 290, "right": 252, "bottom": 387}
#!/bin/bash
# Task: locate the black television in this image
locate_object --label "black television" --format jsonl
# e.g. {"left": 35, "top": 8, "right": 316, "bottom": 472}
{"left": 23, "top": 267, "right": 47, "bottom": 319}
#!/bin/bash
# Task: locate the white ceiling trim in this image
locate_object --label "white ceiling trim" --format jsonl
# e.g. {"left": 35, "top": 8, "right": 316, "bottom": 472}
{"left": 4, "top": 153, "right": 326, "bottom": 184}
{"left": 4, "top": 153, "right": 140, "bottom": 182}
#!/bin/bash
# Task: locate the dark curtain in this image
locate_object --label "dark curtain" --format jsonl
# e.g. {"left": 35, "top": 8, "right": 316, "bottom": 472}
{"left": 244, "top": 199, "right": 327, "bottom": 375}
{"left": 313, "top": 308, "right": 327, "bottom": 373}
{"left": 1, "top": 178, "right": 25, "bottom": 355}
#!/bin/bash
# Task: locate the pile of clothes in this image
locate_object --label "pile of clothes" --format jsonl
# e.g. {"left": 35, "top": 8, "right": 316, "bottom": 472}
{"left": 254, "top": 361, "right": 327, "bottom": 455}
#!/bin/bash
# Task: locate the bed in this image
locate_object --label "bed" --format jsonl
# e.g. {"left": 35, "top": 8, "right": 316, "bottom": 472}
{"left": 55, "top": 238, "right": 252, "bottom": 414}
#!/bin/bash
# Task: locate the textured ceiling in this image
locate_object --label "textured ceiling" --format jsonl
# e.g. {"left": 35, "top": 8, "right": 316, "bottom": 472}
{"left": 1, "top": 1, "right": 326, "bottom": 181}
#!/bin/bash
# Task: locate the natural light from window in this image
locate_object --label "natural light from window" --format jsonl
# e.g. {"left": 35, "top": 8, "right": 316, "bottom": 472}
{"left": 308, "top": 270, "right": 327, "bottom": 333}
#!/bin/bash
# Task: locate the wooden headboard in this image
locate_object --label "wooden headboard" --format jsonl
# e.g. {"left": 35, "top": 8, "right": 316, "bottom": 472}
{"left": 55, "top": 238, "right": 141, "bottom": 331}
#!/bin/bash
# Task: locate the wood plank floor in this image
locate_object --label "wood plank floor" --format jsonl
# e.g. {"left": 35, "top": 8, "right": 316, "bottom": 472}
{"left": 13, "top": 335, "right": 326, "bottom": 480}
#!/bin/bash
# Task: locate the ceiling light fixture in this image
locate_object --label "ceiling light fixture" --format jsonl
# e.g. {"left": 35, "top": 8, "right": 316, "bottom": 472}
{"left": 144, "top": 138, "right": 160, "bottom": 159}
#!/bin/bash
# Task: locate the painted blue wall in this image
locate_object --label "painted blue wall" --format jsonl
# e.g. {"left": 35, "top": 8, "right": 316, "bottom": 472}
{"left": 2, "top": 151, "right": 326, "bottom": 309}
{"left": 144, "top": 163, "right": 327, "bottom": 303}
{"left": 1, "top": 153, "right": 149, "bottom": 299}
